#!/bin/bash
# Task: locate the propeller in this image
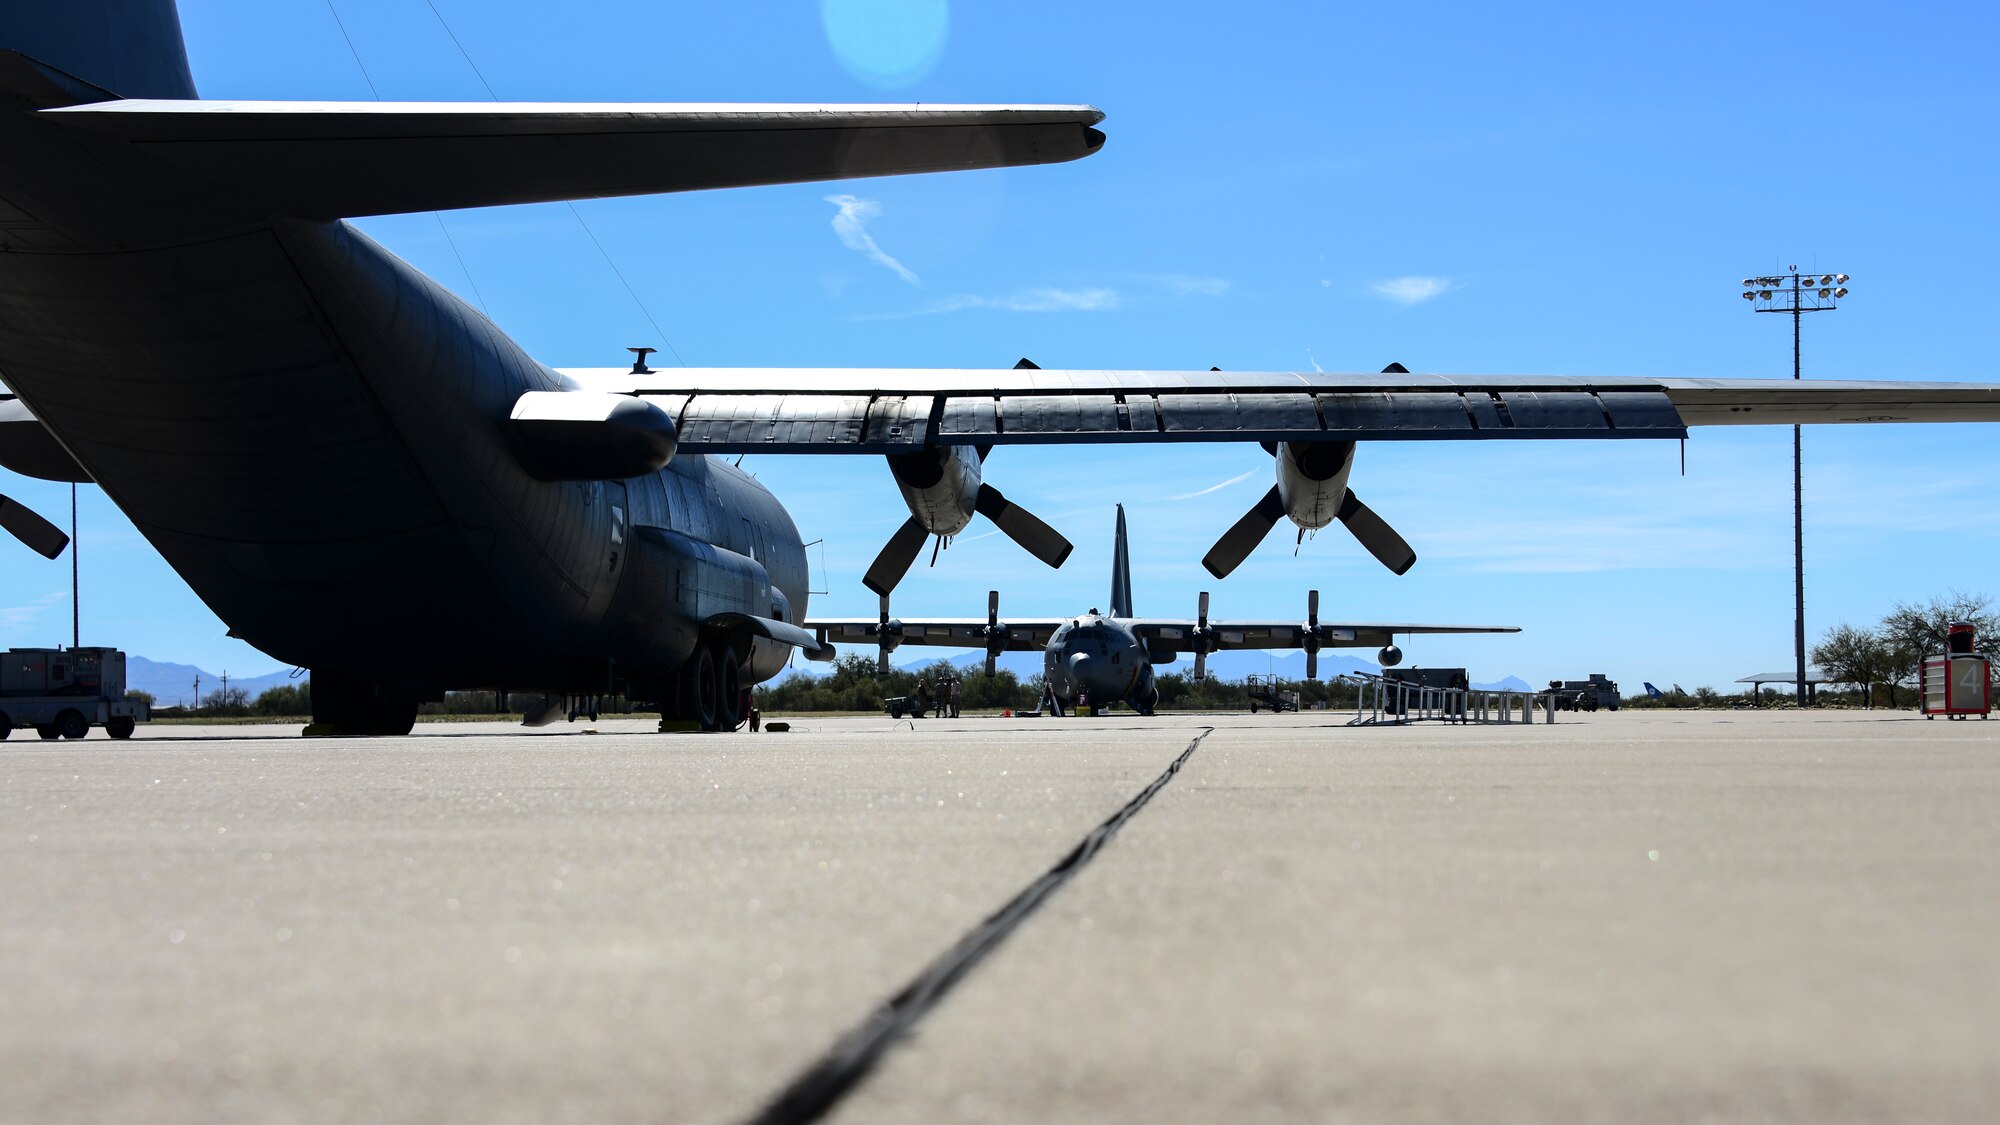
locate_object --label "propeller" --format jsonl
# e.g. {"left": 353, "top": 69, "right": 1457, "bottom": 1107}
{"left": 974, "top": 484, "right": 1072, "bottom": 568}
{"left": 0, "top": 493, "right": 68, "bottom": 560}
{"left": 1336, "top": 490, "right": 1416, "bottom": 576}
{"left": 1200, "top": 362, "right": 1418, "bottom": 579}
{"left": 1304, "top": 589, "right": 1321, "bottom": 680}
{"left": 982, "top": 589, "right": 1007, "bottom": 676}
{"left": 1378, "top": 642, "right": 1403, "bottom": 667}
{"left": 863, "top": 517, "right": 930, "bottom": 598}
{"left": 873, "top": 593, "right": 905, "bottom": 674}
{"left": 1201, "top": 485, "right": 1285, "bottom": 579}
{"left": 1190, "top": 590, "right": 1214, "bottom": 680}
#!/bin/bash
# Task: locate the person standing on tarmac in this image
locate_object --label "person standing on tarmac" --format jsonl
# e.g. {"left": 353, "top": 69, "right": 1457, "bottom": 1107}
{"left": 949, "top": 677, "right": 962, "bottom": 718}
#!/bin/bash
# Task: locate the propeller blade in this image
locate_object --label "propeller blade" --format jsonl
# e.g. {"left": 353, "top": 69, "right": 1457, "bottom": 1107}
{"left": 877, "top": 593, "right": 895, "bottom": 674}
{"left": 1336, "top": 489, "right": 1417, "bottom": 575}
{"left": 1193, "top": 590, "right": 1211, "bottom": 680}
{"left": 985, "top": 589, "right": 1001, "bottom": 676}
{"left": 863, "top": 516, "right": 930, "bottom": 596}
{"left": 974, "top": 483, "right": 1073, "bottom": 568}
{"left": 1305, "top": 588, "right": 1320, "bottom": 680}
{"left": 1201, "top": 485, "right": 1285, "bottom": 579}
{"left": 0, "top": 493, "right": 68, "bottom": 560}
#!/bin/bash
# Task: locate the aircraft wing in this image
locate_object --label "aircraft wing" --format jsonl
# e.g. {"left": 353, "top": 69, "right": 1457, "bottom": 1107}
{"left": 557, "top": 368, "right": 2000, "bottom": 452}
{"left": 1132, "top": 620, "right": 1521, "bottom": 651}
{"left": 41, "top": 101, "right": 1104, "bottom": 219}
{"left": 806, "top": 617, "right": 1067, "bottom": 652}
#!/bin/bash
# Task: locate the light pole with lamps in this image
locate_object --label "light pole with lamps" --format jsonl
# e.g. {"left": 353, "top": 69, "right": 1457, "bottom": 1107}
{"left": 1742, "top": 267, "right": 1850, "bottom": 706}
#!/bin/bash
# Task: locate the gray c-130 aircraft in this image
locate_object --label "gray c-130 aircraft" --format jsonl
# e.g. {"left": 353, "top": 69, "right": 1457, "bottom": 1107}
{"left": 806, "top": 504, "right": 1519, "bottom": 715}
{"left": 3, "top": 1, "right": 2000, "bottom": 736}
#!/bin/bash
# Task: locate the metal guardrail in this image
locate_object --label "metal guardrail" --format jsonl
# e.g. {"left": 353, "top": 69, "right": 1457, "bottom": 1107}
{"left": 1342, "top": 673, "right": 1559, "bottom": 727}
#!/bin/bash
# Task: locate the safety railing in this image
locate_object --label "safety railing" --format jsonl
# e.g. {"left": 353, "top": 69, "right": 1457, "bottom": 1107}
{"left": 1343, "top": 673, "right": 1559, "bottom": 727}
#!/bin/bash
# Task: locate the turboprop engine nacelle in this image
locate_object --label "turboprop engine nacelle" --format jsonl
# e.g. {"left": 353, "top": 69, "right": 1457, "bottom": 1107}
{"left": 862, "top": 445, "right": 1073, "bottom": 595}
{"left": 1276, "top": 440, "right": 1356, "bottom": 530}
{"left": 888, "top": 445, "right": 982, "bottom": 537}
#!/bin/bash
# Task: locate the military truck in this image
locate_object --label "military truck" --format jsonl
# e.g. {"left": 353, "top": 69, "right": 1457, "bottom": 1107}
{"left": 1548, "top": 673, "right": 1620, "bottom": 712}
{"left": 0, "top": 647, "right": 150, "bottom": 740}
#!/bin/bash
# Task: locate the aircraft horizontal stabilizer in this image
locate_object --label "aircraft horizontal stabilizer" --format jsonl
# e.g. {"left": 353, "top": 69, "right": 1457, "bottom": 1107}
{"left": 43, "top": 101, "right": 1106, "bottom": 219}
{"left": 0, "top": 397, "right": 90, "bottom": 482}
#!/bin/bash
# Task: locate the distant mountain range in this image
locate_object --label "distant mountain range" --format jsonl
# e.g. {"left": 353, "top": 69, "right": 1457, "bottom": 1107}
{"left": 775, "top": 647, "right": 1530, "bottom": 692}
{"left": 122, "top": 651, "right": 1529, "bottom": 705}
{"left": 126, "top": 657, "right": 300, "bottom": 707}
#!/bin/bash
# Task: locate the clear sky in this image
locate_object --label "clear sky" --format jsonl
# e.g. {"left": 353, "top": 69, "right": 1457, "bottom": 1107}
{"left": 4, "top": 0, "right": 1997, "bottom": 692}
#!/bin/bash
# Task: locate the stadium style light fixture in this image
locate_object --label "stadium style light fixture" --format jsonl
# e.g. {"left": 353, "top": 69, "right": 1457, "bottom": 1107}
{"left": 1742, "top": 264, "right": 1851, "bottom": 707}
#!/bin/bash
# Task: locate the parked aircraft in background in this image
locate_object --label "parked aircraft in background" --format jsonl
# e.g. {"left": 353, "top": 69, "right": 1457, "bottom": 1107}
{"left": 805, "top": 506, "right": 1519, "bottom": 715}
{"left": 4, "top": 1, "right": 1999, "bottom": 736}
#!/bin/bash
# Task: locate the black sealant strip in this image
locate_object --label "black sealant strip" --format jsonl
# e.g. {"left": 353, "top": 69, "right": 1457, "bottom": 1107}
{"left": 741, "top": 727, "right": 1213, "bottom": 1125}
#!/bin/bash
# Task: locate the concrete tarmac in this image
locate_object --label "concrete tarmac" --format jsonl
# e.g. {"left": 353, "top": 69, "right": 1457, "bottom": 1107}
{"left": 1, "top": 710, "right": 1994, "bottom": 1122}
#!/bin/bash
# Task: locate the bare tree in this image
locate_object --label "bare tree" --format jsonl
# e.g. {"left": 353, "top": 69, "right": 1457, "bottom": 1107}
{"left": 1879, "top": 591, "right": 1998, "bottom": 695}
{"left": 1812, "top": 623, "right": 1893, "bottom": 709}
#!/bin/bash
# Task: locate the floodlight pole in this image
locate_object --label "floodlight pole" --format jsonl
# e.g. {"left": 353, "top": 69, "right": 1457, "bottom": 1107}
{"left": 70, "top": 483, "right": 78, "bottom": 650}
{"left": 1743, "top": 267, "right": 1849, "bottom": 707}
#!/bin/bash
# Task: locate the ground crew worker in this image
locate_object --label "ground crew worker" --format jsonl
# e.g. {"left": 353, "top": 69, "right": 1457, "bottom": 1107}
{"left": 949, "top": 677, "right": 962, "bottom": 718}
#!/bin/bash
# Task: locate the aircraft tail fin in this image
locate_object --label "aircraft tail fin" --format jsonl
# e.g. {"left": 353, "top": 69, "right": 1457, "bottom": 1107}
{"left": 0, "top": 0, "right": 196, "bottom": 103}
{"left": 41, "top": 100, "right": 1106, "bottom": 220}
{"left": 1110, "top": 504, "right": 1134, "bottom": 619}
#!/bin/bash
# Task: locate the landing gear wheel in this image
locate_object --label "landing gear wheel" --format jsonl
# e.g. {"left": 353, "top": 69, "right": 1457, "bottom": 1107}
{"left": 0, "top": 712, "right": 11, "bottom": 740}
{"left": 106, "top": 716, "right": 136, "bottom": 740}
{"left": 308, "top": 671, "right": 419, "bottom": 736}
{"left": 37, "top": 725, "right": 59, "bottom": 740}
{"left": 713, "top": 645, "right": 742, "bottom": 732}
{"left": 56, "top": 710, "right": 89, "bottom": 740}
{"left": 678, "top": 646, "right": 718, "bottom": 731}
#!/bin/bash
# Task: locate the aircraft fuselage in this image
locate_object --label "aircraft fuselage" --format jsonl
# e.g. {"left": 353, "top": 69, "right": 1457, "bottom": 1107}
{"left": 0, "top": 84, "right": 808, "bottom": 707}
{"left": 1044, "top": 613, "right": 1159, "bottom": 714}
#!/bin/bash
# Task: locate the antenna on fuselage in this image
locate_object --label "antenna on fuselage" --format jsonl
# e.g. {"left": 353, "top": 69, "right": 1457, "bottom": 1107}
{"left": 628, "top": 347, "right": 657, "bottom": 375}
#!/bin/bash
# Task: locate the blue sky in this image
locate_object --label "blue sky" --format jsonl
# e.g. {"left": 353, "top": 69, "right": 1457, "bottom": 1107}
{"left": 4, "top": 0, "right": 1997, "bottom": 691}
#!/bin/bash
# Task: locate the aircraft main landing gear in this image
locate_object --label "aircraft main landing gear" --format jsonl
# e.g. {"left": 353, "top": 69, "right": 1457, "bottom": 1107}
{"left": 667, "top": 642, "right": 749, "bottom": 732}
{"left": 306, "top": 671, "right": 419, "bottom": 737}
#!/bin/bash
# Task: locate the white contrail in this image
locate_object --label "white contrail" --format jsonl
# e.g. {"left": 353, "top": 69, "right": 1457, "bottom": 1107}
{"left": 825, "top": 194, "right": 921, "bottom": 285}
{"left": 1169, "top": 469, "right": 1258, "bottom": 501}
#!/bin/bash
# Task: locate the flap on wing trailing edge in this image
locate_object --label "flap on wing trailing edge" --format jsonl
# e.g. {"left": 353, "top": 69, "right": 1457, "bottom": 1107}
{"left": 705, "top": 611, "right": 837, "bottom": 662}
{"left": 41, "top": 101, "right": 1106, "bottom": 219}
{"left": 0, "top": 396, "right": 90, "bottom": 482}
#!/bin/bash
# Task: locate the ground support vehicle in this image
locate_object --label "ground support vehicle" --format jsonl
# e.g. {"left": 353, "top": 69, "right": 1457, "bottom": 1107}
{"left": 0, "top": 647, "right": 150, "bottom": 740}
{"left": 1548, "top": 674, "right": 1620, "bottom": 712}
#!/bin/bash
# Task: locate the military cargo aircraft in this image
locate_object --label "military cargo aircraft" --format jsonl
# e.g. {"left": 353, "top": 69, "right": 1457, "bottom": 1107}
{"left": 4, "top": 1, "right": 2000, "bottom": 735}
{"left": 805, "top": 505, "right": 1518, "bottom": 715}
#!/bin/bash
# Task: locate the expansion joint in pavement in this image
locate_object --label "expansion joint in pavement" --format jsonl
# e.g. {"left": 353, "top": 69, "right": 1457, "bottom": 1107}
{"left": 739, "top": 726, "right": 1214, "bottom": 1125}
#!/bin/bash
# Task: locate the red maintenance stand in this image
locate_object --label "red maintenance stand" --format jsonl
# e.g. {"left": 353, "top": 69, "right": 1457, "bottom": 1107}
{"left": 1922, "top": 622, "right": 1992, "bottom": 720}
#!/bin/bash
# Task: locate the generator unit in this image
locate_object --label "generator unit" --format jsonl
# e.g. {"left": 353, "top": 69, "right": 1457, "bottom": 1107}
{"left": 1548, "top": 673, "right": 1620, "bottom": 712}
{"left": 0, "top": 647, "right": 150, "bottom": 740}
